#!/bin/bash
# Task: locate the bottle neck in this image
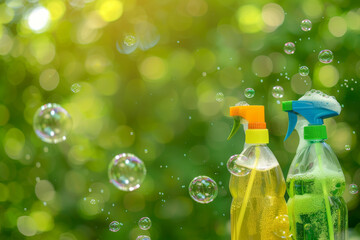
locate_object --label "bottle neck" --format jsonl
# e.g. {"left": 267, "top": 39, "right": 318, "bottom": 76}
{"left": 245, "top": 129, "right": 269, "bottom": 144}
{"left": 304, "top": 125, "right": 327, "bottom": 141}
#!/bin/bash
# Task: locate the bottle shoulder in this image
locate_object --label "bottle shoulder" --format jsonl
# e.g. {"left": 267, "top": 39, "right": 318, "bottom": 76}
{"left": 238, "top": 145, "right": 280, "bottom": 170}
{"left": 288, "top": 141, "right": 345, "bottom": 180}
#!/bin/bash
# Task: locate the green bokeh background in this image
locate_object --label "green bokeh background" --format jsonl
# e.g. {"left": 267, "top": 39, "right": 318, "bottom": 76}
{"left": 0, "top": 0, "right": 360, "bottom": 239}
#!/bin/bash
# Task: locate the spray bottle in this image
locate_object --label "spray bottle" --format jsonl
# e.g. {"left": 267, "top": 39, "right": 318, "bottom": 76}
{"left": 227, "top": 105, "right": 290, "bottom": 239}
{"left": 283, "top": 98, "right": 348, "bottom": 240}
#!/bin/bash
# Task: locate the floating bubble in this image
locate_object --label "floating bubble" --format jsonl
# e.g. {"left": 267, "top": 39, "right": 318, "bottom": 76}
{"left": 318, "top": 50, "right": 334, "bottom": 64}
{"left": 135, "top": 22, "right": 160, "bottom": 51}
{"left": 299, "top": 66, "right": 309, "bottom": 76}
{"left": 301, "top": 19, "right": 312, "bottom": 31}
{"left": 244, "top": 88, "right": 255, "bottom": 98}
{"left": 108, "top": 153, "right": 146, "bottom": 191}
{"left": 138, "top": 217, "right": 151, "bottom": 230}
{"left": 272, "top": 86, "right": 284, "bottom": 98}
{"left": 284, "top": 42, "right": 295, "bottom": 54}
{"left": 71, "top": 83, "right": 81, "bottom": 93}
{"left": 216, "top": 92, "right": 224, "bottom": 102}
{"left": 116, "top": 34, "right": 139, "bottom": 54}
{"left": 189, "top": 176, "right": 218, "bottom": 204}
{"left": 33, "top": 103, "right": 72, "bottom": 144}
{"left": 136, "top": 235, "right": 151, "bottom": 240}
{"left": 272, "top": 214, "right": 292, "bottom": 239}
{"left": 227, "top": 154, "right": 252, "bottom": 177}
{"left": 345, "top": 145, "right": 351, "bottom": 151}
{"left": 349, "top": 184, "right": 359, "bottom": 194}
{"left": 109, "top": 221, "right": 121, "bottom": 232}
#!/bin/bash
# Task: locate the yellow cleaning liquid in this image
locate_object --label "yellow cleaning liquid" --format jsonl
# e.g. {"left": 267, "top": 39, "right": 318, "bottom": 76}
{"left": 230, "top": 164, "right": 289, "bottom": 239}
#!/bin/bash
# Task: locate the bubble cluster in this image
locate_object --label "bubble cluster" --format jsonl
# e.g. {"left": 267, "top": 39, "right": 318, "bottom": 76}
{"left": 108, "top": 153, "right": 147, "bottom": 191}
{"left": 349, "top": 184, "right": 359, "bottom": 194}
{"left": 272, "top": 86, "right": 284, "bottom": 98}
{"left": 33, "top": 103, "right": 72, "bottom": 144}
{"left": 301, "top": 19, "right": 312, "bottom": 31}
{"left": 138, "top": 217, "right": 152, "bottom": 230}
{"left": 109, "top": 221, "right": 121, "bottom": 232}
{"left": 136, "top": 235, "right": 151, "bottom": 240}
{"left": 216, "top": 92, "right": 224, "bottom": 102}
{"left": 272, "top": 214, "right": 292, "bottom": 238}
{"left": 299, "top": 66, "right": 309, "bottom": 76}
{"left": 189, "top": 176, "right": 218, "bottom": 204}
{"left": 244, "top": 88, "right": 255, "bottom": 98}
{"left": 284, "top": 42, "right": 295, "bottom": 54}
{"left": 318, "top": 50, "right": 334, "bottom": 64}
{"left": 227, "top": 154, "right": 251, "bottom": 177}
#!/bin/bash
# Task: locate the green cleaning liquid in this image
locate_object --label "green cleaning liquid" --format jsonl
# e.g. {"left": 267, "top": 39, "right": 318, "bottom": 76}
{"left": 286, "top": 141, "right": 348, "bottom": 240}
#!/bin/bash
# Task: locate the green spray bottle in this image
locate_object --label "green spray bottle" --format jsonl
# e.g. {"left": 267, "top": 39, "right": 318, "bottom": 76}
{"left": 283, "top": 99, "right": 348, "bottom": 240}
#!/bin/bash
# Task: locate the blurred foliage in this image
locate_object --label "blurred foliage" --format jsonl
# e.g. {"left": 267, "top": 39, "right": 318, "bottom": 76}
{"left": 0, "top": 0, "right": 360, "bottom": 239}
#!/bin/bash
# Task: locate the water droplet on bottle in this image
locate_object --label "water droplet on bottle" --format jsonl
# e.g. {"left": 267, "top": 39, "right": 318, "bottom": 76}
{"left": 345, "top": 145, "right": 351, "bottom": 151}
{"left": 301, "top": 19, "right": 312, "bottom": 31}
{"left": 349, "top": 184, "right": 359, "bottom": 194}
{"left": 299, "top": 66, "right": 309, "bottom": 76}
{"left": 284, "top": 42, "right": 295, "bottom": 54}
{"left": 318, "top": 50, "right": 334, "bottom": 64}
{"left": 109, "top": 221, "right": 121, "bottom": 232}
{"left": 272, "top": 214, "right": 292, "bottom": 238}
{"left": 136, "top": 235, "right": 151, "bottom": 240}
{"left": 108, "top": 153, "right": 146, "bottom": 191}
{"left": 189, "top": 176, "right": 218, "bottom": 204}
{"left": 272, "top": 86, "right": 284, "bottom": 98}
{"left": 33, "top": 103, "right": 72, "bottom": 144}
{"left": 138, "top": 217, "right": 151, "bottom": 230}
{"left": 216, "top": 92, "right": 224, "bottom": 102}
{"left": 244, "top": 88, "right": 255, "bottom": 98}
{"left": 227, "top": 154, "right": 251, "bottom": 177}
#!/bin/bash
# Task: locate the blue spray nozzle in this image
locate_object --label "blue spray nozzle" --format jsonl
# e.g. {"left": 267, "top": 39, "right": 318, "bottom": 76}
{"left": 282, "top": 100, "right": 339, "bottom": 140}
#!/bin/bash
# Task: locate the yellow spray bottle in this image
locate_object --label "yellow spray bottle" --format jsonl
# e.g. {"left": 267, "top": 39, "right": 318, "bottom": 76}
{"left": 227, "top": 105, "right": 290, "bottom": 239}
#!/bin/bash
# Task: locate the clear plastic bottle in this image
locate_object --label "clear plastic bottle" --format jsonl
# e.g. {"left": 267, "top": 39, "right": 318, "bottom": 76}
{"left": 227, "top": 105, "right": 290, "bottom": 240}
{"left": 229, "top": 144, "right": 289, "bottom": 239}
{"left": 286, "top": 140, "right": 347, "bottom": 240}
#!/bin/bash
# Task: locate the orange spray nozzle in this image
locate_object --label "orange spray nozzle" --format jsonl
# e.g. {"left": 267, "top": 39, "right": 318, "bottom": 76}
{"left": 229, "top": 106, "right": 266, "bottom": 129}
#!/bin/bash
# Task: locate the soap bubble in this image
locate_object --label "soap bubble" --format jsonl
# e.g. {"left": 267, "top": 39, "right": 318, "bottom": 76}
{"left": 227, "top": 154, "right": 252, "bottom": 177}
{"left": 189, "top": 176, "right": 218, "bottom": 204}
{"left": 349, "top": 184, "right": 359, "bottom": 194}
{"left": 272, "top": 214, "right": 292, "bottom": 238}
{"left": 136, "top": 236, "right": 151, "bottom": 240}
{"left": 304, "top": 224, "right": 311, "bottom": 231}
{"left": 116, "top": 34, "right": 139, "bottom": 54}
{"left": 345, "top": 145, "right": 351, "bottom": 151}
{"left": 135, "top": 22, "right": 160, "bottom": 51}
{"left": 284, "top": 42, "right": 295, "bottom": 54}
{"left": 244, "top": 88, "right": 255, "bottom": 98}
{"left": 33, "top": 103, "right": 72, "bottom": 144}
{"left": 216, "top": 92, "right": 224, "bottom": 102}
{"left": 108, "top": 153, "right": 146, "bottom": 191}
{"left": 301, "top": 19, "right": 312, "bottom": 31}
{"left": 318, "top": 50, "right": 334, "bottom": 64}
{"left": 109, "top": 221, "right": 121, "bottom": 232}
{"left": 299, "top": 66, "right": 309, "bottom": 76}
{"left": 70, "top": 83, "right": 81, "bottom": 93}
{"left": 138, "top": 217, "right": 151, "bottom": 230}
{"left": 272, "top": 86, "right": 284, "bottom": 98}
